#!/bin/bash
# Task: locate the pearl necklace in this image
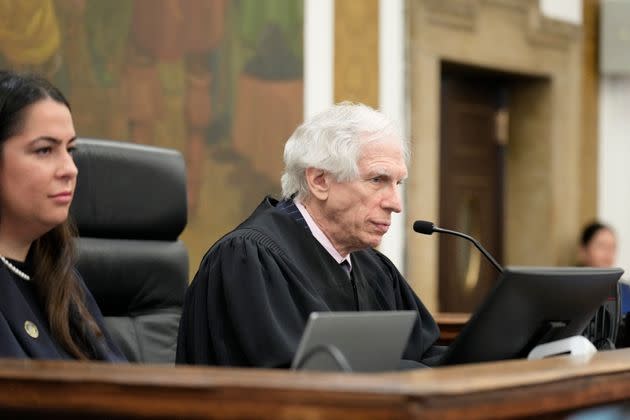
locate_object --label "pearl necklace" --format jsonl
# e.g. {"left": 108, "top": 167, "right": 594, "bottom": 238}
{"left": 0, "top": 255, "right": 31, "bottom": 281}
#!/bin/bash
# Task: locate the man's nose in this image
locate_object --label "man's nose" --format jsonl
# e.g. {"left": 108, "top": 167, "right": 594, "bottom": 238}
{"left": 383, "top": 184, "right": 403, "bottom": 213}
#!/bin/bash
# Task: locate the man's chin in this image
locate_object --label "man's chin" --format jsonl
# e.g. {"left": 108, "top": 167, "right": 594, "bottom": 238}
{"left": 368, "top": 236, "right": 384, "bottom": 249}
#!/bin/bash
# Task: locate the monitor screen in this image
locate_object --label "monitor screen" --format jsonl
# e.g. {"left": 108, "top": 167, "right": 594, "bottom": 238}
{"left": 439, "top": 266, "right": 624, "bottom": 366}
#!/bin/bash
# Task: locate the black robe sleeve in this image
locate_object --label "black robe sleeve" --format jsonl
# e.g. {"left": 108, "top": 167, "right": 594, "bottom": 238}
{"left": 367, "top": 250, "right": 446, "bottom": 366}
{"left": 177, "top": 232, "right": 447, "bottom": 368}
{"left": 177, "top": 232, "right": 323, "bottom": 367}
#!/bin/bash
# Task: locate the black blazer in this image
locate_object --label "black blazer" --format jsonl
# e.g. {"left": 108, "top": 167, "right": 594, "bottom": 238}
{"left": 0, "top": 266, "right": 124, "bottom": 361}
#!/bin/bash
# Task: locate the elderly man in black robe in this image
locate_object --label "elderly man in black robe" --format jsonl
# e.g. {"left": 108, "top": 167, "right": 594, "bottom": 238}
{"left": 176, "top": 102, "right": 445, "bottom": 368}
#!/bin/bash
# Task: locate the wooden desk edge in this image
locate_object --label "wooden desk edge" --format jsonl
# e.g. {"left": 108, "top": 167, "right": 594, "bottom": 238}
{"left": 2, "top": 349, "right": 630, "bottom": 418}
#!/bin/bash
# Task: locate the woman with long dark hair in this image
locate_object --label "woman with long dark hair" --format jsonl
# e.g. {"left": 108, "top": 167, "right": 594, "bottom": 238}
{"left": 0, "top": 70, "right": 123, "bottom": 360}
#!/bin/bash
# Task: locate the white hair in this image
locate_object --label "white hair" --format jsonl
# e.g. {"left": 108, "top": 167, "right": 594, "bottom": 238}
{"left": 280, "top": 102, "right": 408, "bottom": 200}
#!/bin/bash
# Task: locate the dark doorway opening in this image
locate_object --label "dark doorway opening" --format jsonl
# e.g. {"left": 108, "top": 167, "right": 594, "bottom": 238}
{"left": 438, "top": 62, "right": 514, "bottom": 312}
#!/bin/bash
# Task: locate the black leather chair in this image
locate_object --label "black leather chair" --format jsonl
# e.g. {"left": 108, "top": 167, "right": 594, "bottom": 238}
{"left": 583, "top": 282, "right": 621, "bottom": 350}
{"left": 615, "top": 283, "right": 630, "bottom": 348}
{"left": 70, "top": 139, "right": 188, "bottom": 363}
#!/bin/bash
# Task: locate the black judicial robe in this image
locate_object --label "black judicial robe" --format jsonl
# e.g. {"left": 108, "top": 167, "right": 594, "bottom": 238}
{"left": 176, "top": 197, "right": 445, "bottom": 368}
{"left": 0, "top": 260, "right": 124, "bottom": 361}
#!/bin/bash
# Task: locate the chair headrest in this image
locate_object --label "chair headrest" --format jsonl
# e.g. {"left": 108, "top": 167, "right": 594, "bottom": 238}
{"left": 70, "top": 139, "right": 187, "bottom": 240}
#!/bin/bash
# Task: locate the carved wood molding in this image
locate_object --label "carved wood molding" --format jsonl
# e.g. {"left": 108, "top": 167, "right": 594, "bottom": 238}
{"left": 524, "top": 5, "right": 581, "bottom": 50}
{"left": 420, "top": 0, "right": 580, "bottom": 49}
{"left": 423, "top": 0, "right": 478, "bottom": 31}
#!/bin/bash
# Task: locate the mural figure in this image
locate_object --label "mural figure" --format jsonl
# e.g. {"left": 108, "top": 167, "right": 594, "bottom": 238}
{"left": 0, "top": 0, "right": 304, "bottom": 273}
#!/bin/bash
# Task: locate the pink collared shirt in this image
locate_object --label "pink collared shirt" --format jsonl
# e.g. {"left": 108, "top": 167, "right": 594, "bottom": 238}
{"left": 294, "top": 199, "right": 352, "bottom": 270}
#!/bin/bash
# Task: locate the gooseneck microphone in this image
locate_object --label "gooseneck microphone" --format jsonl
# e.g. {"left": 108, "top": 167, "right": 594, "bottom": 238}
{"left": 413, "top": 220, "right": 504, "bottom": 273}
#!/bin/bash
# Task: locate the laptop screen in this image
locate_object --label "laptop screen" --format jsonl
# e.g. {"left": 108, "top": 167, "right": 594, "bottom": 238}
{"left": 291, "top": 311, "right": 416, "bottom": 372}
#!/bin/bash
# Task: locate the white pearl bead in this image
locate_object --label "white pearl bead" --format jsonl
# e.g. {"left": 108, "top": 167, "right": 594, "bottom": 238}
{"left": 0, "top": 255, "right": 31, "bottom": 281}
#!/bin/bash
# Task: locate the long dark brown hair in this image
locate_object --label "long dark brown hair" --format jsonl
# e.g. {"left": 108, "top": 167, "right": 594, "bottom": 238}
{"left": 0, "top": 70, "right": 101, "bottom": 359}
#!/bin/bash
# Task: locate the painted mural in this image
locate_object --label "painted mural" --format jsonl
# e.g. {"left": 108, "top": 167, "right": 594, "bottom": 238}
{"left": 0, "top": 0, "right": 304, "bottom": 274}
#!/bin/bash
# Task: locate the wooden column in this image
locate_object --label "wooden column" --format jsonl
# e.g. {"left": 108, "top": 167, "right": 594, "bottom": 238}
{"left": 334, "top": 0, "right": 379, "bottom": 107}
{"left": 580, "top": 0, "right": 600, "bottom": 228}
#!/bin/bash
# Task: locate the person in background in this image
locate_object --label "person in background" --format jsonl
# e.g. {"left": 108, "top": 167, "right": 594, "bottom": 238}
{"left": 0, "top": 70, "right": 123, "bottom": 360}
{"left": 176, "top": 102, "right": 445, "bottom": 369}
{"left": 578, "top": 221, "right": 617, "bottom": 268}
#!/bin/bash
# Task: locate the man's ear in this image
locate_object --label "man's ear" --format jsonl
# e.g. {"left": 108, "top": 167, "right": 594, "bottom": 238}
{"left": 305, "top": 167, "right": 330, "bottom": 200}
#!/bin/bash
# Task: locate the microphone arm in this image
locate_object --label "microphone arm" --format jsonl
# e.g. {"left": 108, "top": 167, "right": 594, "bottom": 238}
{"left": 414, "top": 221, "right": 504, "bottom": 273}
{"left": 433, "top": 226, "right": 503, "bottom": 273}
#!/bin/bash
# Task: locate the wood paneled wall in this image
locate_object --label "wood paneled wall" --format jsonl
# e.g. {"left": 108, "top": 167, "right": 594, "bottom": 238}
{"left": 334, "top": 0, "right": 379, "bottom": 107}
{"left": 580, "top": 0, "right": 600, "bottom": 227}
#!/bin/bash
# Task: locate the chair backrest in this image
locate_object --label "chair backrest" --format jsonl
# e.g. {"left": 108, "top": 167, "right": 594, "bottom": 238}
{"left": 614, "top": 282, "right": 630, "bottom": 348}
{"left": 70, "top": 139, "right": 189, "bottom": 363}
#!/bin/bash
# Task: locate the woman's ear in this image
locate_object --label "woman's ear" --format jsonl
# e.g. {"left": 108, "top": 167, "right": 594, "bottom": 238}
{"left": 305, "top": 167, "right": 330, "bottom": 201}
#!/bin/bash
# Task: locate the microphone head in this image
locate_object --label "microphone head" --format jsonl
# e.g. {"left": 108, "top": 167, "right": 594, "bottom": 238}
{"left": 413, "top": 220, "right": 435, "bottom": 235}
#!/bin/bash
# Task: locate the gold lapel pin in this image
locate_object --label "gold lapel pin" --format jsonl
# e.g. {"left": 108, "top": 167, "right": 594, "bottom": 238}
{"left": 24, "top": 320, "right": 39, "bottom": 339}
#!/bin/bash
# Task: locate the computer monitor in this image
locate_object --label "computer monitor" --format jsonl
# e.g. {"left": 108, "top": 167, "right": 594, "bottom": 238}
{"left": 439, "top": 266, "right": 624, "bottom": 366}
